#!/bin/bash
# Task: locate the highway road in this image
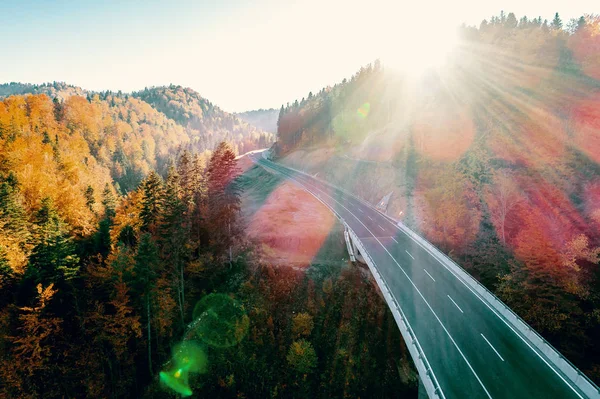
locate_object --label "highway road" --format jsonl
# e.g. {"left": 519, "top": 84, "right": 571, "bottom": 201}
{"left": 250, "top": 153, "right": 594, "bottom": 399}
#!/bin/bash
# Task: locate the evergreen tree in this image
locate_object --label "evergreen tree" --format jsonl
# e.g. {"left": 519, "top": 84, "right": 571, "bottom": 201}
{"left": 101, "top": 183, "right": 117, "bottom": 220}
{"left": 576, "top": 16, "right": 586, "bottom": 31}
{"left": 84, "top": 185, "right": 95, "bottom": 212}
{"left": 28, "top": 198, "right": 80, "bottom": 284}
{"left": 118, "top": 225, "right": 137, "bottom": 248}
{"left": 0, "top": 172, "right": 30, "bottom": 243}
{"left": 52, "top": 97, "right": 64, "bottom": 122}
{"left": 190, "top": 153, "right": 208, "bottom": 248}
{"left": 177, "top": 150, "right": 194, "bottom": 209}
{"left": 0, "top": 245, "right": 14, "bottom": 291}
{"left": 133, "top": 233, "right": 159, "bottom": 374}
{"left": 506, "top": 12, "right": 518, "bottom": 29}
{"left": 42, "top": 131, "right": 51, "bottom": 144}
{"left": 160, "top": 165, "right": 188, "bottom": 326}
{"left": 551, "top": 12, "right": 563, "bottom": 30}
{"left": 139, "top": 171, "right": 164, "bottom": 235}
{"left": 93, "top": 219, "right": 112, "bottom": 259}
{"left": 277, "top": 105, "right": 284, "bottom": 133}
{"left": 518, "top": 16, "right": 528, "bottom": 29}
{"left": 52, "top": 134, "right": 61, "bottom": 162}
{"left": 207, "top": 142, "right": 241, "bottom": 261}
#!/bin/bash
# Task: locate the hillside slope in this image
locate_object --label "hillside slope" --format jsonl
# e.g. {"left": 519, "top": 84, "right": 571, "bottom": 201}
{"left": 0, "top": 82, "right": 86, "bottom": 100}
{"left": 133, "top": 85, "right": 273, "bottom": 154}
{"left": 273, "top": 13, "right": 600, "bottom": 382}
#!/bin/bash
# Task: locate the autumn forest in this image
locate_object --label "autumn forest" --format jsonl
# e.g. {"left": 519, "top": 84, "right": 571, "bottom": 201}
{"left": 2, "top": 9, "right": 600, "bottom": 399}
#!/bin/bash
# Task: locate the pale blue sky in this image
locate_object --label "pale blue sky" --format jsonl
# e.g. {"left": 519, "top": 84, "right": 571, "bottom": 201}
{"left": 0, "top": 0, "right": 597, "bottom": 111}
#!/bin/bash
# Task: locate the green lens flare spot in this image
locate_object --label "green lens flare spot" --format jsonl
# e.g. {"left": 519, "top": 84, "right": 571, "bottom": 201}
{"left": 160, "top": 370, "right": 192, "bottom": 397}
{"left": 357, "top": 102, "right": 370, "bottom": 119}
{"left": 173, "top": 341, "right": 207, "bottom": 374}
{"left": 192, "top": 293, "right": 249, "bottom": 348}
{"left": 160, "top": 341, "right": 208, "bottom": 396}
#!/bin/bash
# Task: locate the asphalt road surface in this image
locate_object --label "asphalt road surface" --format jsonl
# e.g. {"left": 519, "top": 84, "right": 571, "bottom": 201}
{"left": 251, "top": 154, "right": 592, "bottom": 399}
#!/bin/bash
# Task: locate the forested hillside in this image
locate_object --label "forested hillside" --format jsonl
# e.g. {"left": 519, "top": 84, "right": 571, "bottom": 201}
{"left": 0, "top": 82, "right": 86, "bottom": 100}
{"left": 0, "top": 84, "right": 273, "bottom": 192}
{"left": 133, "top": 85, "right": 273, "bottom": 154}
{"left": 0, "top": 83, "right": 410, "bottom": 395}
{"left": 275, "top": 13, "right": 600, "bottom": 382}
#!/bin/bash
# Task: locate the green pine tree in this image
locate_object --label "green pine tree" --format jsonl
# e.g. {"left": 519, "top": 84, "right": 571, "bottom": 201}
{"left": 160, "top": 165, "right": 189, "bottom": 327}
{"left": 84, "top": 185, "right": 95, "bottom": 212}
{"left": 101, "top": 183, "right": 117, "bottom": 220}
{"left": 0, "top": 245, "right": 14, "bottom": 291}
{"left": 28, "top": 198, "right": 80, "bottom": 284}
{"left": 0, "top": 172, "right": 30, "bottom": 244}
{"left": 140, "top": 171, "right": 164, "bottom": 234}
{"left": 134, "top": 232, "right": 160, "bottom": 374}
{"left": 551, "top": 12, "right": 563, "bottom": 30}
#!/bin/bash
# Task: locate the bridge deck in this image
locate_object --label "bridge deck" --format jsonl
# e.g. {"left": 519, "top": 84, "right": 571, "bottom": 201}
{"left": 252, "top": 154, "right": 596, "bottom": 399}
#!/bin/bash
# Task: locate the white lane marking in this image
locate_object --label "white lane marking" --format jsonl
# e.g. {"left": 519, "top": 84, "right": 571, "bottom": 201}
{"left": 405, "top": 250, "right": 415, "bottom": 260}
{"left": 392, "top": 237, "right": 399, "bottom": 244}
{"left": 481, "top": 334, "right": 505, "bottom": 362}
{"left": 258, "top": 163, "right": 455, "bottom": 396}
{"left": 368, "top": 215, "right": 373, "bottom": 221}
{"left": 378, "top": 224, "right": 385, "bottom": 231}
{"left": 263, "top": 159, "right": 584, "bottom": 399}
{"left": 397, "top": 226, "right": 585, "bottom": 399}
{"left": 274, "top": 168, "right": 491, "bottom": 399}
{"left": 424, "top": 269, "right": 436, "bottom": 282}
{"left": 448, "top": 295, "right": 464, "bottom": 314}
{"left": 357, "top": 208, "right": 364, "bottom": 213}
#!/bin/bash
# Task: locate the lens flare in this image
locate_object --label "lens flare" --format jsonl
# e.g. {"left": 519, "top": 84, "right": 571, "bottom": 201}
{"left": 159, "top": 341, "right": 207, "bottom": 396}
{"left": 192, "top": 293, "right": 249, "bottom": 348}
{"left": 357, "top": 102, "right": 370, "bottom": 119}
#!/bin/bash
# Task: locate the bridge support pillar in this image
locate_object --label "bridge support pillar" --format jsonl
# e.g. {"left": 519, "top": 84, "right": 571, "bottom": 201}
{"left": 418, "top": 375, "right": 430, "bottom": 399}
{"left": 348, "top": 234, "right": 366, "bottom": 264}
{"left": 344, "top": 229, "right": 356, "bottom": 262}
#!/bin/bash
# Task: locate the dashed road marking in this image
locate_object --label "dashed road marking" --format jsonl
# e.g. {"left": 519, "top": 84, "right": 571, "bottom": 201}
{"left": 448, "top": 295, "right": 464, "bottom": 314}
{"left": 424, "top": 269, "right": 436, "bottom": 282}
{"left": 481, "top": 334, "right": 505, "bottom": 362}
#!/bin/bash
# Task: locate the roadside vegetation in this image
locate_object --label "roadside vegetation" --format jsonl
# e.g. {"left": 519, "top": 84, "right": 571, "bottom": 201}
{"left": 274, "top": 12, "right": 600, "bottom": 382}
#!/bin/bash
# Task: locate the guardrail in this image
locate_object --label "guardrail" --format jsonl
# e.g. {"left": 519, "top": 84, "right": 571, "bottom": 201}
{"left": 256, "top": 154, "right": 444, "bottom": 398}
{"left": 259, "top": 150, "right": 600, "bottom": 399}
{"left": 395, "top": 222, "right": 600, "bottom": 399}
{"left": 347, "top": 228, "right": 444, "bottom": 399}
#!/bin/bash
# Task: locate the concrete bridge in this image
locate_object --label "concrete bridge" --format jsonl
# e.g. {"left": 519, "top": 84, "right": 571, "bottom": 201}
{"left": 251, "top": 151, "right": 600, "bottom": 399}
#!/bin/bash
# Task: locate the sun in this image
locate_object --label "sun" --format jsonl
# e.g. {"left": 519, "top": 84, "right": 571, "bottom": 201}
{"left": 381, "top": 28, "right": 459, "bottom": 77}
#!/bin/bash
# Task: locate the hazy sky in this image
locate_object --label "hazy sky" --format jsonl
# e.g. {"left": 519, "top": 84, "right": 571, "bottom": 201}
{"left": 1, "top": 0, "right": 596, "bottom": 111}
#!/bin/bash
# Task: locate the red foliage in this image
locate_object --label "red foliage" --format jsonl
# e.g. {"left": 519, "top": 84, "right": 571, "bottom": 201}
{"left": 572, "top": 93, "right": 600, "bottom": 164}
{"left": 488, "top": 108, "right": 566, "bottom": 168}
{"left": 584, "top": 180, "right": 600, "bottom": 235}
{"left": 506, "top": 176, "right": 593, "bottom": 283}
{"left": 412, "top": 107, "right": 475, "bottom": 162}
{"left": 414, "top": 168, "right": 481, "bottom": 252}
{"left": 569, "top": 16, "right": 600, "bottom": 81}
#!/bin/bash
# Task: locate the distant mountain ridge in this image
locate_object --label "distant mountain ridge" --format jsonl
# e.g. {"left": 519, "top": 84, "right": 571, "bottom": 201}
{"left": 0, "top": 82, "right": 274, "bottom": 195}
{"left": 0, "top": 82, "right": 86, "bottom": 100}
{"left": 236, "top": 108, "right": 279, "bottom": 133}
{"left": 0, "top": 82, "right": 274, "bottom": 157}
{"left": 132, "top": 85, "right": 272, "bottom": 151}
